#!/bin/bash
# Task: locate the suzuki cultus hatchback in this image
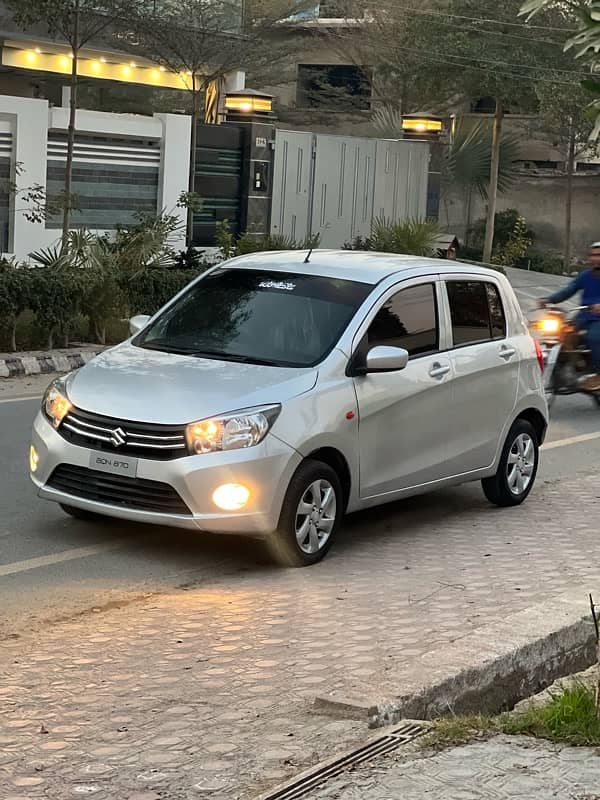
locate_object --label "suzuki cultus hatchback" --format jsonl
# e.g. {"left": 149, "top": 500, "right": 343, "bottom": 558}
{"left": 31, "top": 251, "right": 548, "bottom": 566}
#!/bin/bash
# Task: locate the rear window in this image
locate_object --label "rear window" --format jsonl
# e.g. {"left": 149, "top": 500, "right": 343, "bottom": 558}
{"left": 446, "top": 281, "right": 506, "bottom": 346}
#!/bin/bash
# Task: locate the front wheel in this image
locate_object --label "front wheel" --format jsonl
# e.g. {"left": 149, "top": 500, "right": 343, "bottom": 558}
{"left": 265, "top": 460, "right": 343, "bottom": 567}
{"left": 482, "top": 420, "right": 539, "bottom": 508}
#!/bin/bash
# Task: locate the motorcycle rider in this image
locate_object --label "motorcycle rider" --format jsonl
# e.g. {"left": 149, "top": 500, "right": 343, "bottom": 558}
{"left": 541, "top": 242, "right": 600, "bottom": 392}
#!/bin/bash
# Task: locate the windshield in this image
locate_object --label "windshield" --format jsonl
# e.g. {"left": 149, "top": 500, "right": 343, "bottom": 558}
{"left": 134, "top": 268, "right": 371, "bottom": 368}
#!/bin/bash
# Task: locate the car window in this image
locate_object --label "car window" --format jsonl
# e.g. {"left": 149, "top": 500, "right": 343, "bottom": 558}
{"left": 486, "top": 283, "right": 507, "bottom": 339}
{"left": 367, "top": 283, "right": 438, "bottom": 357}
{"left": 447, "top": 280, "right": 506, "bottom": 346}
{"left": 134, "top": 268, "right": 371, "bottom": 368}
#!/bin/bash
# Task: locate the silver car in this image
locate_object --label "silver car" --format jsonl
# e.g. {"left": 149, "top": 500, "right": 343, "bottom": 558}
{"left": 30, "top": 251, "right": 548, "bottom": 566}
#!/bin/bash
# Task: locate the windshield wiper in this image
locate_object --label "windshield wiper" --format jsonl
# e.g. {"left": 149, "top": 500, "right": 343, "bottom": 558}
{"left": 139, "top": 342, "right": 283, "bottom": 366}
{"left": 189, "top": 350, "right": 281, "bottom": 367}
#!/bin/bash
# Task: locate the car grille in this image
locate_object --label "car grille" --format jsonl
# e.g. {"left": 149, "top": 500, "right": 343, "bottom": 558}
{"left": 57, "top": 406, "right": 188, "bottom": 461}
{"left": 47, "top": 464, "right": 192, "bottom": 516}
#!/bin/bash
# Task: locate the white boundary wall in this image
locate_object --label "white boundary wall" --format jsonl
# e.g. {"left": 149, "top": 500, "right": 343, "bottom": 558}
{"left": 0, "top": 95, "right": 191, "bottom": 260}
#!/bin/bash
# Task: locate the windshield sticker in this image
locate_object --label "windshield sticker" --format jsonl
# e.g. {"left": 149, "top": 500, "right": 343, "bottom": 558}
{"left": 258, "top": 280, "right": 296, "bottom": 292}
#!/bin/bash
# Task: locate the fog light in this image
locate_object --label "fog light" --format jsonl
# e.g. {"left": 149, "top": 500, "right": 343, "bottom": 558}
{"left": 29, "top": 444, "right": 39, "bottom": 473}
{"left": 212, "top": 483, "right": 250, "bottom": 512}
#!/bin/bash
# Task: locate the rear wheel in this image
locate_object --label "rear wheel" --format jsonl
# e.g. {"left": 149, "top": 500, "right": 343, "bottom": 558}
{"left": 482, "top": 419, "right": 539, "bottom": 508}
{"left": 60, "top": 503, "right": 104, "bottom": 522}
{"left": 265, "top": 460, "right": 343, "bottom": 567}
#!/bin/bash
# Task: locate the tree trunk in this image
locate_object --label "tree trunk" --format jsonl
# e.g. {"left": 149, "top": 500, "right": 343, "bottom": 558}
{"left": 565, "top": 124, "right": 575, "bottom": 271}
{"left": 465, "top": 188, "right": 473, "bottom": 241}
{"left": 187, "top": 83, "right": 199, "bottom": 248}
{"left": 482, "top": 99, "right": 503, "bottom": 264}
{"left": 10, "top": 318, "right": 16, "bottom": 352}
{"left": 62, "top": 2, "right": 80, "bottom": 251}
{"left": 93, "top": 319, "right": 106, "bottom": 345}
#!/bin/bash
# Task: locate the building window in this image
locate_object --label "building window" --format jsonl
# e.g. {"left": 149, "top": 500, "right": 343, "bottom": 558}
{"left": 296, "top": 64, "right": 371, "bottom": 110}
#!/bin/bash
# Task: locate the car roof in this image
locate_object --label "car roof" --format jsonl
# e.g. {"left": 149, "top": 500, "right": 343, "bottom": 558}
{"left": 224, "top": 249, "right": 504, "bottom": 285}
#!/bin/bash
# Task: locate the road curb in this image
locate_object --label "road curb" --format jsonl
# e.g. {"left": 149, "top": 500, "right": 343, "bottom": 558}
{"left": 313, "top": 589, "right": 595, "bottom": 727}
{"left": 0, "top": 350, "right": 101, "bottom": 378}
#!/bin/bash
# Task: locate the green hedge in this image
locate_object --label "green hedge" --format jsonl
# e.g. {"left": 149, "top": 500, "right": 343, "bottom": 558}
{"left": 0, "top": 261, "right": 201, "bottom": 352}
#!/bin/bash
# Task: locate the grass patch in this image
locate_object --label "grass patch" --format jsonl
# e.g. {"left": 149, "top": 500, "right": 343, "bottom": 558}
{"left": 421, "top": 714, "right": 500, "bottom": 750}
{"left": 504, "top": 683, "right": 600, "bottom": 747}
{"left": 423, "top": 683, "right": 600, "bottom": 751}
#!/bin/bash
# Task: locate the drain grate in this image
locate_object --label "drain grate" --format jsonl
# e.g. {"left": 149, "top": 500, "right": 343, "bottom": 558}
{"left": 259, "top": 722, "right": 426, "bottom": 800}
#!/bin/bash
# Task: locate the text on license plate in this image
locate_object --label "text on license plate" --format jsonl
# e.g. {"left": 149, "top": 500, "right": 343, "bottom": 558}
{"left": 89, "top": 450, "right": 138, "bottom": 478}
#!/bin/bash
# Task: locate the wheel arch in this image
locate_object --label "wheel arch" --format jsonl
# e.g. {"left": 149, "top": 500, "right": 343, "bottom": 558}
{"left": 515, "top": 407, "right": 548, "bottom": 445}
{"left": 305, "top": 447, "right": 352, "bottom": 511}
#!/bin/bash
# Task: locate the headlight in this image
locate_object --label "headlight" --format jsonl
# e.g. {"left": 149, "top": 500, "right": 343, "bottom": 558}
{"left": 185, "top": 405, "right": 281, "bottom": 455}
{"left": 538, "top": 318, "right": 561, "bottom": 335}
{"left": 42, "top": 379, "right": 72, "bottom": 429}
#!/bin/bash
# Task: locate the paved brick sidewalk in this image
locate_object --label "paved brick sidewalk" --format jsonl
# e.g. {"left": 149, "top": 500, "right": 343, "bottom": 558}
{"left": 2, "top": 473, "right": 600, "bottom": 799}
{"left": 311, "top": 736, "right": 600, "bottom": 799}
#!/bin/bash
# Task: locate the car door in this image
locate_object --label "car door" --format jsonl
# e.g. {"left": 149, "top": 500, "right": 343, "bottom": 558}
{"left": 443, "top": 277, "right": 519, "bottom": 474}
{"left": 352, "top": 278, "right": 455, "bottom": 499}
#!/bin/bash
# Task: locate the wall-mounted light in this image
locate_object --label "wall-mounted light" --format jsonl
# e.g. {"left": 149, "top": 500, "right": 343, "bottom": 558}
{"left": 224, "top": 90, "right": 273, "bottom": 116}
{"left": 401, "top": 114, "right": 444, "bottom": 137}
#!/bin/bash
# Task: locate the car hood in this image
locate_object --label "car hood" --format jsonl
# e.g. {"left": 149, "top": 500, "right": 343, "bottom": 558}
{"left": 66, "top": 343, "right": 318, "bottom": 424}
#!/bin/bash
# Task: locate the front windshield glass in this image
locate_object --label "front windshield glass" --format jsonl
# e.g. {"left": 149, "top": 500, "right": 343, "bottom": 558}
{"left": 134, "top": 268, "right": 371, "bottom": 368}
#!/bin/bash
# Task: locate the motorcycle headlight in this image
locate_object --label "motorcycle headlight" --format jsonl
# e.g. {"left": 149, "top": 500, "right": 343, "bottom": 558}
{"left": 185, "top": 405, "right": 281, "bottom": 455}
{"left": 539, "top": 318, "right": 561, "bottom": 335}
{"left": 42, "top": 379, "right": 72, "bottom": 429}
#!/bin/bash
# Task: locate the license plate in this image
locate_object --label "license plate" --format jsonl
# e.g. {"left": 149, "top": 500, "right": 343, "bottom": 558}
{"left": 89, "top": 450, "right": 138, "bottom": 478}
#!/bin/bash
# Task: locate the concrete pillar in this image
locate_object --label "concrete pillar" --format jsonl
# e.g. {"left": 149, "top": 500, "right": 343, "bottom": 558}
{"left": 227, "top": 120, "right": 276, "bottom": 237}
{"left": 155, "top": 112, "right": 191, "bottom": 251}
{"left": 0, "top": 96, "right": 49, "bottom": 259}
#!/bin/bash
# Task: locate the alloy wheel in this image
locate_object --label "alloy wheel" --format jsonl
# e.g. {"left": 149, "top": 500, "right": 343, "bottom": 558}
{"left": 506, "top": 433, "right": 535, "bottom": 496}
{"left": 295, "top": 479, "right": 337, "bottom": 555}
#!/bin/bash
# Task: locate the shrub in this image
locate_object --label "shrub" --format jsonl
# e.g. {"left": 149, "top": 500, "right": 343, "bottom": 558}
{"left": 0, "top": 259, "right": 31, "bottom": 352}
{"left": 491, "top": 215, "right": 533, "bottom": 268}
{"left": 123, "top": 268, "right": 201, "bottom": 315}
{"left": 519, "top": 250, "right": 565, "bottom": 275}
{"left": 468, "top": 209, "right": 535, "bottom": 254}
{"left": 216, "top": 220, "right": 319, "bottom": 258}
{"left": 27, "top": 266, "right": 87, "bottom": 349}
{"left": 344, "top": 217, "right": 442, "bottom": 257}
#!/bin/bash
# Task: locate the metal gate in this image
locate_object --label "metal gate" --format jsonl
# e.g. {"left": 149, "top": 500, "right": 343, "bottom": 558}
{"left": 270, "top": 131, "right": 430, "bottom": 248}
{"left": 193, "top": 123, "right": 243, "bottom": 246}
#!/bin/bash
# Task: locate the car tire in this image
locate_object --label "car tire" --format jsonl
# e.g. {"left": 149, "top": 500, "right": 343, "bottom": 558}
{"left": 482, "top": 419, "right": 539, "bottom": 508}
{"left": 60, "top": 503, "right": 104, "bottom": 522}
{"left": 265, "top": 460, "right": 343, "bottom": 567}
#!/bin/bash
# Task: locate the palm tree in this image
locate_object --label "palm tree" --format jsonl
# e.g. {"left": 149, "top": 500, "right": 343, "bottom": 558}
{"left": 442, "top": 119, "right": 521, "bottom": 234}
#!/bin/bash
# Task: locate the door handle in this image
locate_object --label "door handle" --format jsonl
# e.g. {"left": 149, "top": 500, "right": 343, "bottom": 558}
{"left": 429, "top": 362, "right": 450, "bottom": 379}
{"left": 499, "top": 346, "right": 516, "bottom": 360}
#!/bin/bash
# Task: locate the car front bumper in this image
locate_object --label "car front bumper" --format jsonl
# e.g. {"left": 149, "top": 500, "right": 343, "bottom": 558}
{"left": 30, "top": 411, "right": 302, "bottom": 535}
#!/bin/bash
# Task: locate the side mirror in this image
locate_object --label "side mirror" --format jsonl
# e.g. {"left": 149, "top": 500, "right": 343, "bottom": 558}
{"left": 129, "top": 314, "right": 151, "bottom": 336}
{"left": 365, "top": 345, "right": 409, "bottom": 373}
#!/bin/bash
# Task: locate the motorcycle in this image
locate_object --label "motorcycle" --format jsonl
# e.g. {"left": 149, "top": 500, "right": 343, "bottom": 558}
{"left": 529, "top": 305, "right": 600, "bottom": 409}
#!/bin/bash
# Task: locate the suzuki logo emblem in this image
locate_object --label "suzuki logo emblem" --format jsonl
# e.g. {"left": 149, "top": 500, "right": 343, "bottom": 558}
{"left": 110, "top": 427, "right": 127, "bottom": 447}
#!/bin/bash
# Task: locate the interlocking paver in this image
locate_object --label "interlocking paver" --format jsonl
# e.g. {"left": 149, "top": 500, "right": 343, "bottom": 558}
{"left": 311, "top": 736, "right": 600, "bottom": 799}
{"left": 2, "top": 474, "right": 600, "bottom": 799}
